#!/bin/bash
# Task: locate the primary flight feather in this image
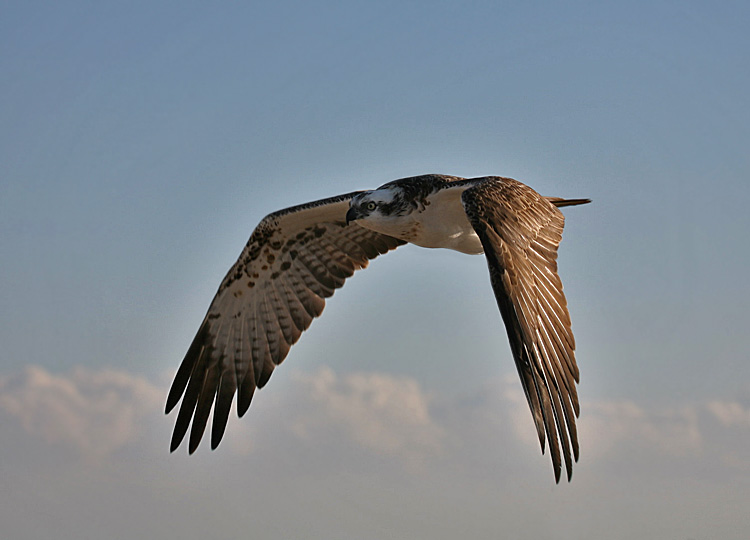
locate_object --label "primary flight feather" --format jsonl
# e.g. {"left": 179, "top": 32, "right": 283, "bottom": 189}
{"left": 166, "top": 174, "right": 590, "bottom": 482}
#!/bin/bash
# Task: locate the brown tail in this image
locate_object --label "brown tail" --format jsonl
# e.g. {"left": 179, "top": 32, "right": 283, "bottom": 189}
{"left": 546, "top": 197, "right": 592, "bottom": 208}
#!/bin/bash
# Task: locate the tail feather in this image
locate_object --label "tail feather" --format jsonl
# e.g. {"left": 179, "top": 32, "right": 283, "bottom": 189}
{"left": 546, "top": 197, "right": 591, "bottom": 208}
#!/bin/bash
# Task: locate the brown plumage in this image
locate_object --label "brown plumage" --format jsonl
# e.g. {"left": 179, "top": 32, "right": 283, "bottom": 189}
{"left": 166, "top": 175, "right": 589, "bottom": 482}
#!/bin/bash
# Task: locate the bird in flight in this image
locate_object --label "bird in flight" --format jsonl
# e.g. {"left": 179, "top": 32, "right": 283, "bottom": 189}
{"left": 166, "top": 174, "right": 590, "bottom": 482}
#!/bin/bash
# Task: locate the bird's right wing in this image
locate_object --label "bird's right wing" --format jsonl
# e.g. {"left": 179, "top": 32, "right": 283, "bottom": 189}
{"left": 461, "top": 177, "right": 584, "bottom": 482}
{"left": 166, "top": 192, "right": 405, "bottom": 454}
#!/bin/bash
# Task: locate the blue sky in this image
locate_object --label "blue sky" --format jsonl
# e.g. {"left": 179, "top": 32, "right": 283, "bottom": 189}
{"left": 2, "top": 1, "right": 750, "bottom": 539}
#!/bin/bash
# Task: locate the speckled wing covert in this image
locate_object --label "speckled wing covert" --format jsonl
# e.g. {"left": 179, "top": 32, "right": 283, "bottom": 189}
{"left": 165, "top": 192, "right": 405, "bottom": 453}
{"left": 462, "top": 177, "right": 584, "bottom": 483}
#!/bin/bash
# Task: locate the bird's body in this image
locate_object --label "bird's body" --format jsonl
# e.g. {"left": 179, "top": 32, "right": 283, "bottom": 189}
{"left": 349, "top": 177, "right": 484, "bottom": 254}
{"left": 166, "top": 174, "right": 590, "bottom": 482}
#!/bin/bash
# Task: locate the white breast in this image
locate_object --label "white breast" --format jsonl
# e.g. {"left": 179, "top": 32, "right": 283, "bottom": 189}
{"left": 354, "top": 183, "right": 484, "bottom": 255}
{"left": 409, "top": 185, "right": 484, "bottom": 255}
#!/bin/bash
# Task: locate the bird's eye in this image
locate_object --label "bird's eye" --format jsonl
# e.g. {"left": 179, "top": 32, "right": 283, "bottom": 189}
{"left": 366, "top": 202, "right": 377, "bottom": 211}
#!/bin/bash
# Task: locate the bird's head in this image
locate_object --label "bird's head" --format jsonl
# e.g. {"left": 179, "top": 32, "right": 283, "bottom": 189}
{"left": 346, "top": 186, "right": 410, "bottom": 226}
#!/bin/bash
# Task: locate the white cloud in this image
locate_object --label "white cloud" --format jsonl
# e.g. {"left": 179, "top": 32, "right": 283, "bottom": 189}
{"left": 0, "top": 365, "right": 163, "bottom": 459}
{"left": 286, "top": 367, "right": 445, "bottom": 464}
{"left": 0, "top": 364, "right": 445, "bottom": 467}
{"left": 3, "top": 363, "right": 749, "bottom": 478}
{"left": 451, "top": 374, "right": 709, "bottom": 467}
{"left": 578, "top": 400, "right": 702, "bottom": 460}
{"left": 706, "top": 400, "right": 750, "bottom": 428}
{"left": 703, "top": 399, "right": 750, "bottom": 471}
{"left": 2, "top": 364, "right": 750, "bottom": 540}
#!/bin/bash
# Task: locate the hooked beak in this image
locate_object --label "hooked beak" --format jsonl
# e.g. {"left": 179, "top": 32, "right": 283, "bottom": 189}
{"left": 345, "top": 207, "right": 360, "bottom": 225}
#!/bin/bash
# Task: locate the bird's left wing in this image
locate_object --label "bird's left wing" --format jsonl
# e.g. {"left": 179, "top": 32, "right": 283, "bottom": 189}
{"left": 166, "top": 192, "right": 405, "bottom": 453}
{"left": 461, "top": 177, "right": 582, "bottom": 482}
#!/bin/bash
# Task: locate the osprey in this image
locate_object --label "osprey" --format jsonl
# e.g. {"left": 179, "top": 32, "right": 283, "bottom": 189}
{"left": 166, "top": 174, "right": 590, "bottom": 482}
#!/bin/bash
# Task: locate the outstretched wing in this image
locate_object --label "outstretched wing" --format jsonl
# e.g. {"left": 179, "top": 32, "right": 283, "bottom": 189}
{"left": 461, "top": 177, "right": 585, "bottom": 483}
{"left": 166, "top": 192, "right": 405, "bottom": 453}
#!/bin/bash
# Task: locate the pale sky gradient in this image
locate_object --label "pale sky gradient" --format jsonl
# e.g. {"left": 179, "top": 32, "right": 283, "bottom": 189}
{"left": 2, "top": 1, "right": 750, "bottom": 539}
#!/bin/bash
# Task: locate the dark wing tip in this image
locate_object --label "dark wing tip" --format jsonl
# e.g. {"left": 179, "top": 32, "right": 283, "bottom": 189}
{"left": 170, "top": 425, "right": 186, "bottom": 453}
{"left": 211, "top": 382, "right": 235, "bottom": 450}
{"left": 165, "top": 395, "right": 178, "bottom": 415}
{"left": 211, "top": 427, "right": 226, "bottom": 451}
{"left": 166, "top": 321, "right": 211, "bottom": 414}
{"left": 237, "top": 373, "right": 256, "bottom": 417}
{"left": 166, "top": 321, "right": 214, "bottom": 452}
